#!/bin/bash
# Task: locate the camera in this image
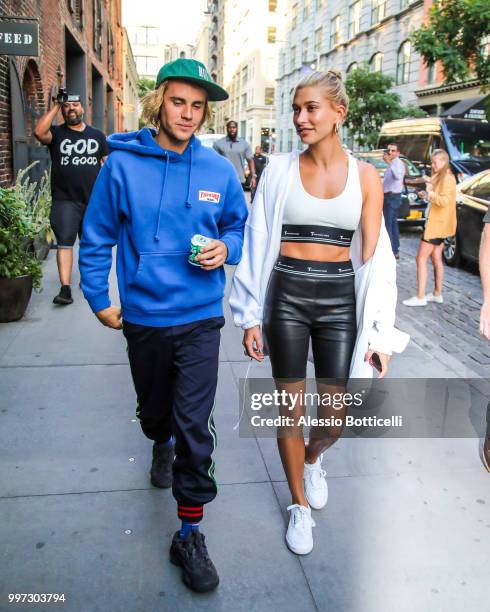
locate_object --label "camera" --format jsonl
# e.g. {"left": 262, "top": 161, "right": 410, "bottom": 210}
{"left": 56, "top": 87, "right": 68, "bottom": 104}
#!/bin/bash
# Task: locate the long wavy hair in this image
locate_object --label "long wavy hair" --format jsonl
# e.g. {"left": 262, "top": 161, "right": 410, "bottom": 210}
{"left": 430, "top": 149, "right": 451, "bottom": 189}
{"left": 140, "top": 80, "right": 211, "bottom": 130}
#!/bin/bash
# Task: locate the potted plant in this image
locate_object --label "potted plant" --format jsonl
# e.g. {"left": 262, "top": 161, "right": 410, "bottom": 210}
{"left": 0, "top": 186, "right": 42, "bottom": 322}
{"left": 30, "top": 170, "right": 53, "bottom": 261}
{"left": 14, "top": 164, "right": 53, "bottom": 261}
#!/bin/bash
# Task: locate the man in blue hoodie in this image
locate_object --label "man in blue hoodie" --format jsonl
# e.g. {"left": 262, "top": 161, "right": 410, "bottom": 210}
{"left": 79, "top": 59, "right": 248, "bottom": 592}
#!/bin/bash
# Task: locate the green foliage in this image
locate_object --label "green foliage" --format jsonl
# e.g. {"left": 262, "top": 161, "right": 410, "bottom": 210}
{"left": 138, "top": 77, "right": 155, "bottom": 99}
{"left": 0, "top": 163, "right": 51, "bottom": 289}
{"left": 15, "top": 163, "right": 52, "bottom": 240}
{"left": 411, "top": 0, "right": 490, "bottom": 89}
{"left": 345, "top": 67, "right": 427, "bottom": 148}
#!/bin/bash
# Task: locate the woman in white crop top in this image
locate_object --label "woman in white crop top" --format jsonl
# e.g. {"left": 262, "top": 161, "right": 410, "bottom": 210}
{"left": 230, "top": 70, "right": 402, "bottom": 556}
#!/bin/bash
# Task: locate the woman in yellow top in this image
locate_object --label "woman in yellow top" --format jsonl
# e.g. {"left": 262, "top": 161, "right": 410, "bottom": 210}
{"left": 403, "top": 149, "right": 457, "bottom": 306}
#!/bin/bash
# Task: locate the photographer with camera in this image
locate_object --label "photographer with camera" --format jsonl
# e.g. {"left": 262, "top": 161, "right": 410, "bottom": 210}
{"left": 34, "top": 89, "right": 108, "bottom": 305}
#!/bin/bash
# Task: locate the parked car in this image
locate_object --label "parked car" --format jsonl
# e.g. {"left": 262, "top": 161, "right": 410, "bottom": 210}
{"left": 378, "top": 117, "right": 490, "bottom": 182}
{"left": 355, "top": 150, "right": 428, "bottom": 227}
{"left": 443, "top": 169, "right": 490, "bottom": 267}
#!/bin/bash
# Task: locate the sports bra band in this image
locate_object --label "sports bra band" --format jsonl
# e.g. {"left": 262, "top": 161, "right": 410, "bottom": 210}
{"left": 281, "top": 224, "right": 354, "bottom": 246}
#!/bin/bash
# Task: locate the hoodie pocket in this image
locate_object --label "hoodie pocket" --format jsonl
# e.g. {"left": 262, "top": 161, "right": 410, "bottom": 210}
{"left": 126, "top": 251, "right": 224, "bottom": 313}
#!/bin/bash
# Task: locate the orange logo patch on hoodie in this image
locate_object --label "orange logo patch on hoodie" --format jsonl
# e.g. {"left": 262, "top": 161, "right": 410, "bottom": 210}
{"left": 198, "top": 190, "right": 221, "bottom": 203}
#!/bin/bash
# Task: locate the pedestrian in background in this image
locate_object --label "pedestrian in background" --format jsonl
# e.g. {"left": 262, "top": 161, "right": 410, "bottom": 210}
{"left": 34, "top": 93, "right": 108, "bottom": 305}
{"left": 213, "top": 120, "right": 256, "bottom": 192}
{"left": 403, "top": 149, "right": 456, "bottom": 307}
{"left": 478, "top": 218, "right": 490, "bottom": 472}
{"left": 251, "top": 145, "right": 267, "bottom": 202}
{"left": 382, "top": 143, "right": 406, "bottom": 259}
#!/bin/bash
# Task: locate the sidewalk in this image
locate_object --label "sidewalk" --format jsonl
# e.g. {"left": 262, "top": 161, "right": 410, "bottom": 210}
{"left": 0, "top": 247, "right": 489, "bottom": 612}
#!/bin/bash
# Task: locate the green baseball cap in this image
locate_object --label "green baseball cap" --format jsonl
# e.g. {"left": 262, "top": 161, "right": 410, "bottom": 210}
{"left": 155, "top": 58, "right": 229, "bottom": 102}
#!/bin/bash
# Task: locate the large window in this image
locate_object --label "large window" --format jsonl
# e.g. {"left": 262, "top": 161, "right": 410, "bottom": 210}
{"left": 93, "top": 0, "right": 103, "bottom": 58}
{"left": 136, "top": 56, "right": 159, "bottom": 76}
{"left": 369, "top": 52, "right": 383, "bottom": 72}
{"left": 68, "top": 0, "right": 84, "bottom": 28}
{"left": 349, "top": 1, "right": 362, "bottom": 39}
{"left": 302, "top": 38, "right": 308, "bottom": 63}
{"left": 427, "top": 62, "right": 435, "bottom": 84}
{"left": 291, "top": 4, "right": 298, "bottom": 30}
{"left": 397, "top": 40, "right": 411, "bottom": 84}
{"left": 242, "top": 65, "right": 248, "bottom": 85}
{"left": 241, "top": 93, "right": 247, "bottom": 110}
{"left": 330, "top": 15, "right": 340, "bottom": 48}
{"left": 346, "top": 62, "right": 358, "bottom": 74}
{"left": 303, "top": 0, "right": 311, "bottom": 20}
{"left": 290, "top": 45, "right": 297, "bottom": 70}
{"left": 371, "top": 0, "right": 386, "bottom": 25}
{"left": 265, "top": 87, "right": 275, "bottom": 106}
{"left": 268, "top": 26, "right": 277, "bottom": 43}
{"left": 314, "top": 28, "right": 323, "bottom": 53}
{"left": 268, "top": 0, "right": 277, "bottom": 12}
{"left": 130, "top": 26, "right": 159, "bottom": 46}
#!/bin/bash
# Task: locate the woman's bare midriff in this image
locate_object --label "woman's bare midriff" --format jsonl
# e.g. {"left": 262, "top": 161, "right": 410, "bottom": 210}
{"left": 280, "top": 241, "right": 350, "bottom": 262}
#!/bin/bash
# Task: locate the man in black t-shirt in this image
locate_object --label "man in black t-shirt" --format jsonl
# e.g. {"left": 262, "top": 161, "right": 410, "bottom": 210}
{"left": 34, "top": 95, "right": 108, "bottom": 305}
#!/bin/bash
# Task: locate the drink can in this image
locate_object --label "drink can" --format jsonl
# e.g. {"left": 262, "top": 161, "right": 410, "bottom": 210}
{"left": 189, "top": 234, "right": 212, "bottom": 266}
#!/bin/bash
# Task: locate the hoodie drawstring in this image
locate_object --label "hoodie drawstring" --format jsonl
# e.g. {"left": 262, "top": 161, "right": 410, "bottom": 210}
{"left": 154, "top": 153, "right": 169, "bottom": 241}
{"left": 185, "top": 144, "right": 193, "bottom": 209}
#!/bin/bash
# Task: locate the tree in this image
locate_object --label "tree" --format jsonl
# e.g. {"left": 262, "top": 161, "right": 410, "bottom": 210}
{"left": 137, "top": 78, "right": 156, "bottom": 128}
{"left": 137, "top": 77, "right": 155, "bottom": 99}
{"left": 411, "top": 0, "right": 490, "bottom": 90}
{"left": 344, "top": 67, "right": 426, "bottom": 149}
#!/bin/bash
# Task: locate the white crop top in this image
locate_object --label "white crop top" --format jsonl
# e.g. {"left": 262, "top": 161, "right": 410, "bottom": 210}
{"left": 282, "top": 154, "right": 363, "bottom": 234}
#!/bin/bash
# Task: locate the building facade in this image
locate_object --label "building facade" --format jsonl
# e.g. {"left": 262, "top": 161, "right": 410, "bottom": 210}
{"left": 164, "top": 43, "right": 194, "bottom": 64}
{"left": 0, "top": 0, "right": 124, "bottom": 186}
{"left": 125, "top": 23, "right": 164, "bottom": 80}
{"left": 208, "top": 0, "right": 286, "bottom": 151}
{"left": 122, "top": 27, "right": 138, "bottom": 131}
{"left": 276, "top": 0, "right": 425, "bottom": 152}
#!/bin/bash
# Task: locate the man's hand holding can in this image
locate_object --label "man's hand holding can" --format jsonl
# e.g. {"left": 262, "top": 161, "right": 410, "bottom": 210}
{"left": 196, "top": 239, "right": 228, "bottom": 270}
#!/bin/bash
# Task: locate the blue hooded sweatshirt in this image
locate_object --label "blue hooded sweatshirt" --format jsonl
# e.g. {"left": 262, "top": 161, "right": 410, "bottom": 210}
{"left": 79, "top": 128, "right": 248, "bottom": 327}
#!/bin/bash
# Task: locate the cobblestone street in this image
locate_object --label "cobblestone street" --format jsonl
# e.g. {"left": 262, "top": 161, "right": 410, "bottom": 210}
{"left": 397, "top": 228, "right": 489, "bottom": 378}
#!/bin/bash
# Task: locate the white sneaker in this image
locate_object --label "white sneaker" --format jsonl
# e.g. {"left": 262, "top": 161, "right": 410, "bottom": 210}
{"left": 426, "top": 292, "right": 443, "bottom": 303}
{"left": 304, "top": 454, "right": 328, "bottom": 510}
{"left": 286, "top": 504, "right": 315, "bottom": 555}
{"left": 402, "top": 295, "right": 427, "bottom": 307}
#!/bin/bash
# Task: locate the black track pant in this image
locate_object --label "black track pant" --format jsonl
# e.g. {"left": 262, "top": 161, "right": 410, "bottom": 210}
{"left": 123, "top": 316, "right": 224, "bottom": 522}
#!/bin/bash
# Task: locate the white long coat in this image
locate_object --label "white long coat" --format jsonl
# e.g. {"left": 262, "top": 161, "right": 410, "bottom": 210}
{"left": 229, "top": 151, "right": 410, "bottom": 378}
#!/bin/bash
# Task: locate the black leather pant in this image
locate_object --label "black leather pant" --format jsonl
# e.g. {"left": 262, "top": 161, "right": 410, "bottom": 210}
{"left": 263, "top": 256, "right": 357, "bottom": 382}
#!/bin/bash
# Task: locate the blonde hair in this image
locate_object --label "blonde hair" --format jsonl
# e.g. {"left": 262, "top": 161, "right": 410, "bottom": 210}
{"left": 141, "top": 80, "right": 211, "bottom": 129}
{"left": 430, "top": 149, "right": 451, "bottom": 188}
{"left": 293, "top": 69, "right": 349, "bottom": 113}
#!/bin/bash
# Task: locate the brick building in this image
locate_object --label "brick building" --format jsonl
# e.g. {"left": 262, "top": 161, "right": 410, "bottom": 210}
{"left": 0, "top": 0, "right": 124, "bottom": 187}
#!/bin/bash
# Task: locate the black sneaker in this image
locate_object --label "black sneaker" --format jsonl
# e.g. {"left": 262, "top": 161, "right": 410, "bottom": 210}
{"left": 150, "top": 441, "right": 173, "bottom": 488}
{"left": 53, "top": 285, "right": 73, "bottom": 305}
{"left": 170, "top": 530, "right": 219, "bottom": 592}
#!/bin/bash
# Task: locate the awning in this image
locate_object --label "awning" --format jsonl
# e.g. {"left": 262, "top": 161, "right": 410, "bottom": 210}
{"left": 441, "top": 95, "right": 488, "bottom": 119}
